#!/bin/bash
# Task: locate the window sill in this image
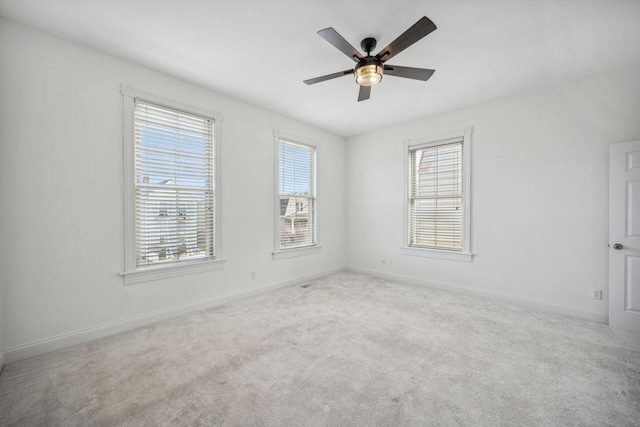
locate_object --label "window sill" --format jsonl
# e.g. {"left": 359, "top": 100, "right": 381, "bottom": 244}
{"left": 121, "top": 258, "right": 226, "bottom": 285}
{"left": 400, "top": 246, "right": 473, "bottom": 262}
{"left": 272, "top": 245, "right": 322, "bottom": 260}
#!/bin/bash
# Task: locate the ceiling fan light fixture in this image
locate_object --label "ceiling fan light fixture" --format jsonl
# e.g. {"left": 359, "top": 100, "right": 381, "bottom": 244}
{"left": 355, "top": 63, "right": 383, "bottom": 86}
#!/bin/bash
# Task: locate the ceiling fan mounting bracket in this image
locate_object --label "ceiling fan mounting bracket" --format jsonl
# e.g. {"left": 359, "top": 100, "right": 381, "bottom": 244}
{"left": 355, "top": 56, "right": 383, "bottom": 70}
{"left": 360, "top": 37, "right": 377, "bottom": 56}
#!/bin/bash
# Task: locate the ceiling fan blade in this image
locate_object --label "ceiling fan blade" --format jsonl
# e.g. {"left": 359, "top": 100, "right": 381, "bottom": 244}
{"left": 358, "top": 85, "right": 371, "bottom": 102}
{"left": 383, "top": 65, "right": 435, "bottom": 81}
{"left": 318, "top": 28, "right": 364, "bottom": 62}
{"left": 375, "top": 16, "right": 437, "bottom": 62}
{"left": 304, "top": 69, "right": 354, "bottom": 85}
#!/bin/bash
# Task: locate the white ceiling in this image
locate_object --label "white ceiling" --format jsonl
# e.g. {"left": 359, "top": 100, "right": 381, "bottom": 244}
{"left": 1, "top": 0, "right": 639, "bottom": 137}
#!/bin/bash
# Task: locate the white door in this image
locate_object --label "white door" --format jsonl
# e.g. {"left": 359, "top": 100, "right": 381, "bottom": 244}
{"left": 610, "top": 140, "right": 640, "bottom": 333}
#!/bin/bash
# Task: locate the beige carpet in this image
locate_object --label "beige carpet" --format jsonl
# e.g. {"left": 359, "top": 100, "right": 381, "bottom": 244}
{"left": 1, "top": 272, "right": 639, "bottom": 426}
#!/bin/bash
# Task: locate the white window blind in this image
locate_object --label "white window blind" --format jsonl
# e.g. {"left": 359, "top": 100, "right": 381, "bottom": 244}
{"left": 278, "top": 139, "right": 316, "bottom": 250}
{"left": 408, "top": 139, "right": 463, "bottom": 250}
{"left": 134, "top": 100, "right": 215, "bottom": 267}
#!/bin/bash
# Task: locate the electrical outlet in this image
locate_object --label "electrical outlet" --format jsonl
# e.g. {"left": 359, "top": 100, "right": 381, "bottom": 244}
{"left": 387, "top": 259, "right": 392, "bottom": 266}
{"left": 382, "top": 258, "right": 386, "bottom": 265}
{"left": 591, "top": 289, "right": 602, "bottom": 300}
{"left": 251, "top": 271, "right": 256, "bottom": 280}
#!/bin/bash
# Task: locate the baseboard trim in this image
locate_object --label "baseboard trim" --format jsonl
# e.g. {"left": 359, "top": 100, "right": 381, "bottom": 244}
{"left": 3, "top": 266, "right": 346, "bottom": 364}
{"left": 347, "top": 266, "right": 609, "bottom": 324}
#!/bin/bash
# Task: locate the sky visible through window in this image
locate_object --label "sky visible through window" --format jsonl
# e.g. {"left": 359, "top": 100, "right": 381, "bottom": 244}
{"left": 279, "top": 142, "right": 311, "bottom": 196}
{"left": 138, "top": 124, "right": 209, "bottom": 188}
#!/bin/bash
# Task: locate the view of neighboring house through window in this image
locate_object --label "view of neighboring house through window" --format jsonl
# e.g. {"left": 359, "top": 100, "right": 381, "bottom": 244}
{"left": 134, "top": 100, "right": 215, "bottom": 267}
{"left": 408, "top": 139, "right": 464, "bottom": 250}
{"left": 277, "top": 138, "right": 316, "bottom": 250}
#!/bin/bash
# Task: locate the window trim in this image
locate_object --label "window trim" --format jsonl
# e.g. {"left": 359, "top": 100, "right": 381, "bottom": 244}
{"left": 401, "top": 126, "right": 473, "bottom": 262}
{"left": 272, "top": 129, "right": 321, "bottom": 260}
{"left": 120, "top": 84, "right": 225, "bottom": 284}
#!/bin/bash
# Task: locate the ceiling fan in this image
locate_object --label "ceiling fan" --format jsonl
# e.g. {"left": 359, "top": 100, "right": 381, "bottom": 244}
{"left": 304, "top": 16, "right": 437, "bottom": 102}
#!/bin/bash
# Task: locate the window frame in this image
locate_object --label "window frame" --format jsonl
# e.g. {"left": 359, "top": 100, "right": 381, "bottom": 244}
{"left": 121, "top": 84, "right": 225, "bottom": 284}
{"left": 401, "top": 127, "right": 473, "bottom": 262}
{"left": 272, "top": 130, "right": 321, "bottom": 260}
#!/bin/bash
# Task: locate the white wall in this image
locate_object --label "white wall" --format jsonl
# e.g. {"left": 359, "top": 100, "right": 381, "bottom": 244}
{"left": 346, "top": 64, "right": 640, "bottom": 321}
{"left": 0, "top": 19, "right": 346, "bottom": 362}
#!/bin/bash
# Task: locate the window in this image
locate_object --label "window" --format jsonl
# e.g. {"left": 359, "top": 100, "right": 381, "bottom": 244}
{"left": 273, "top": 131, "right": 321, "bottom": 259}
{"left": 402, "top": 127, "right": 472, "bottom": 262}
{"left": 121, "top": 85, "right": 224, "bottom": 284}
